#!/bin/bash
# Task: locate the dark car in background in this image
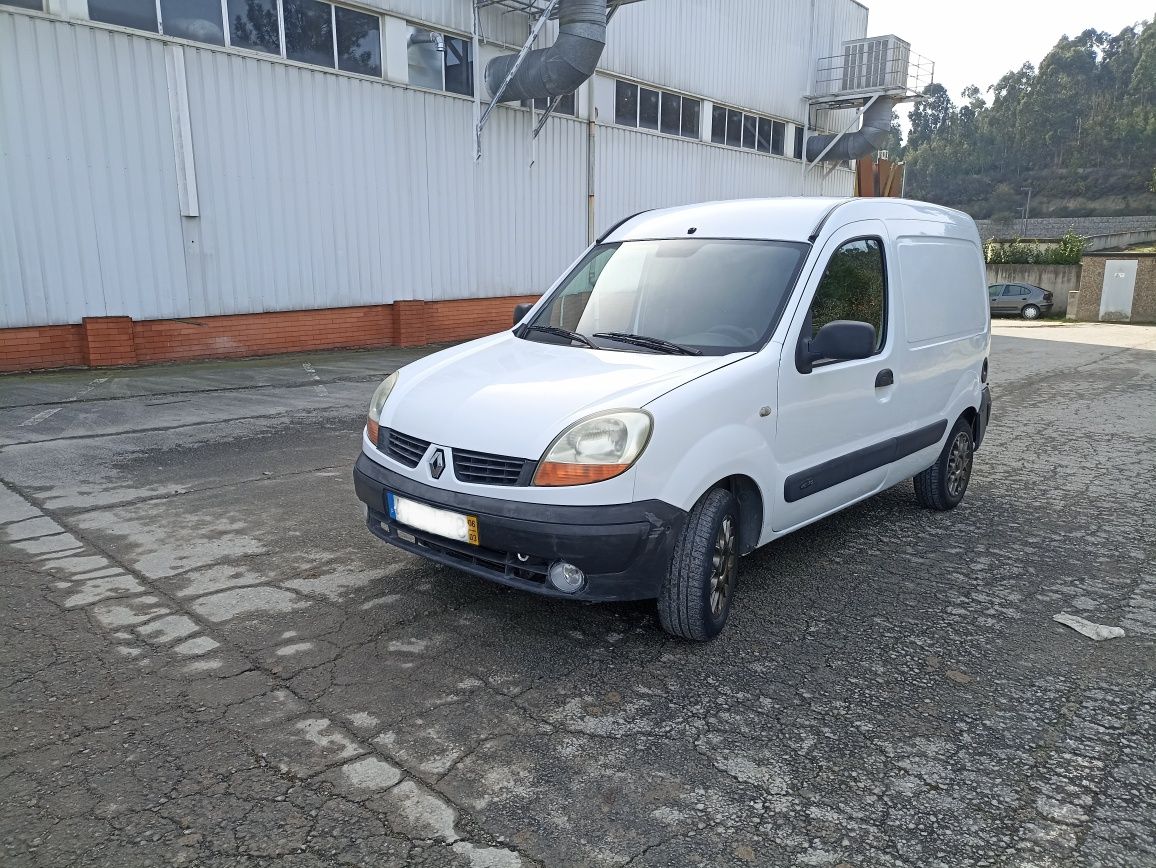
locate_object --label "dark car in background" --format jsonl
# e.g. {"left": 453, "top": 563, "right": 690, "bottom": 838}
{"left": 988, "top": 283, "right": 1054, "bottom": 319}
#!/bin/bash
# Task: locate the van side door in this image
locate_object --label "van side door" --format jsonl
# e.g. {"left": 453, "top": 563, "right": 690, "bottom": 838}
{"left": 772, "top": 221, "right": 895, "bottom": 532}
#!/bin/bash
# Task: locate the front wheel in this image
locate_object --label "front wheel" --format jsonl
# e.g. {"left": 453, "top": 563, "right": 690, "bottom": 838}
{"left": 657, "top": 488, "right": 738, "bottom": 641}
{"left": 914, "top": 419, "right": 974, "bottom": 511}
{"left": 1021, "top": 304, "right": 1041, "bottom": 320}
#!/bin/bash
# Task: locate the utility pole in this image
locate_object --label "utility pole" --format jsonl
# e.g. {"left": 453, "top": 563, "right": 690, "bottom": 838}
{"left": 1020, "top": 186, "right": 1032, "bottom": 236}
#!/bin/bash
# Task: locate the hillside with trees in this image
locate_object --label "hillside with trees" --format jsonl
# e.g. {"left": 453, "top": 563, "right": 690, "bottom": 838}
{"left": 899, "top": 18, "right": 1156, "bottom": 219}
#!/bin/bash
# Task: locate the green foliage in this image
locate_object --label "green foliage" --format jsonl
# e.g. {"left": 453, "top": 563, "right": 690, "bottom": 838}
{"left": 811, "top": 245, "right": 885, "bottom": 346}
{"left": 984, "top": 230, "right": 1086, "bottom": 264}
{"left": 903, "top": 20, "right": 1156, "bottom": 217}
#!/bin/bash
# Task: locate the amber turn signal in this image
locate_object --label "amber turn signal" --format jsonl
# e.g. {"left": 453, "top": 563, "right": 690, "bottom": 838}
{"left": 533, "top": 461, "right": 630, "bottom": 486}
{"left": 366, "top": 417, "right": 379, "bottom": 447}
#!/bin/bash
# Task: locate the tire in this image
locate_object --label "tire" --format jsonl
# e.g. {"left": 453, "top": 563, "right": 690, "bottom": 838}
{"left": 1021, "top": 304, "right": 1041, "bottom": 320}
{"left": 914, "top": 419, "right": 974, "bottom": 511}
{"left": 657, "top": 488, "right": 739, "bottom": 641}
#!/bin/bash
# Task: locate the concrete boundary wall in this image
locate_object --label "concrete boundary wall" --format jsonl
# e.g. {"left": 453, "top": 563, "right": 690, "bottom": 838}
{"left": 976, "top": 215, "right": 1156, "bottom": 240}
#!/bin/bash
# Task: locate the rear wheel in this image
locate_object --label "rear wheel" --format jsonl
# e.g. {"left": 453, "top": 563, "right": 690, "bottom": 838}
{"left": 1021, "top": 304, "right": 1041, "bottom": 320}
{"left": 914, "top": 419, "right": 974, "bottom": 511}
{"left": 657, "top": 488, "right": 738, "bottom": 641}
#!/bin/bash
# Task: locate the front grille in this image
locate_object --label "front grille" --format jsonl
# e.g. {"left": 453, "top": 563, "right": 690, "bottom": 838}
{"left": 382, "top": 428, "right": 429, "bottom": 468}
{"left": 452, "top": 449, "right": 529, "bottom": 486}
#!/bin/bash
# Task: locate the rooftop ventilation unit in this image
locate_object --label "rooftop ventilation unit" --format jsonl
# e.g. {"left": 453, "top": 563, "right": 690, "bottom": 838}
{"left": 838, "top": 35, "right": 910, "bottom": 93}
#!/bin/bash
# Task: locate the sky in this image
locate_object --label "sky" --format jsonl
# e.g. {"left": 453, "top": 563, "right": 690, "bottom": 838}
{"left": 864, "top": 0, "right": 1153, "bottom": 131}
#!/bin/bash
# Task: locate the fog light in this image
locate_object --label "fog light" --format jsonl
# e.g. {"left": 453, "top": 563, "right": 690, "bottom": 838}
{"left": 548, "top": 561, "right": 585, "bottom": 594}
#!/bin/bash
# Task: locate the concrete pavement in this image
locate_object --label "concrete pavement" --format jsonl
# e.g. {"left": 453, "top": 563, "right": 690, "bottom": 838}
{"left": 2, "top": 324, "right": 1155, "bottom": 866}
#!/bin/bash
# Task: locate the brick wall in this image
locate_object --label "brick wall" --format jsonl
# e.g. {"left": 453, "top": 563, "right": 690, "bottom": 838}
{"left": 0, "top": 325, "right": 86, "bottom": 371}
{"left": 976, "top": 215, "right": 1156, "bottom": 240}
{"left": 0, "top": 295, "right": 541, "bottom": 372}
{"left": 1073, "top": 254, "right": 1156, "bottom": 323}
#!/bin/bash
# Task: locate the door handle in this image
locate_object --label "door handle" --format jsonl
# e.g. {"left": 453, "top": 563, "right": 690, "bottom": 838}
{"left": 875, "top": 369, "right": 894, "bottom": 388}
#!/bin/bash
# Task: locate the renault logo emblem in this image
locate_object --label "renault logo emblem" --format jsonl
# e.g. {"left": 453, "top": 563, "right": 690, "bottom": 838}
{"left": 429, "top": 448, "right": 446, "bottom": 479}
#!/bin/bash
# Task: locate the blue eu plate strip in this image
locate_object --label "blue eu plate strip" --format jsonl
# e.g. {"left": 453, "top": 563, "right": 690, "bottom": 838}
{"left": 386, "top": 491, "right": 397, "bottom": 520}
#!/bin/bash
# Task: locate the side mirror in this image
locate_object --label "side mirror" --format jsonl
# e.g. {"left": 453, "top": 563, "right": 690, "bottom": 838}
{"left": 513, "top": 302, "right": 534, "bottom": 326}
{"left": 797, "top": 320, "right": 876, "bottom": 373}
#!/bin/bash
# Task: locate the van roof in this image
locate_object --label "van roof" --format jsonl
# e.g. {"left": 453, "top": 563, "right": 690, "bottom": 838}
{"left": 605, "top": 197, "right": 977, "bottom": 245}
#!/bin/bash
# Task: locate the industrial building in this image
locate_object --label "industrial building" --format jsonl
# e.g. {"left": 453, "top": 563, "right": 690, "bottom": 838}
{"left": 0, "top": 0, "right": 928, "bottom": 370}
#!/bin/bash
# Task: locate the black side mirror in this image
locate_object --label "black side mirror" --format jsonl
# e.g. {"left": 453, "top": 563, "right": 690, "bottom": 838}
{"left": 797, "top": 320, "right": 876, "bottom": 373}
{"left": 513, "top": 302, "right": 534, "bottom": 326}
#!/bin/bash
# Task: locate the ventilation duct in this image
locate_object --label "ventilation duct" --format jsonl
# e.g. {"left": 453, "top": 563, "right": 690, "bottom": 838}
{"left": 485, "top": 0, "right": 607, "bottom": 102}
{"left": 805, "top": 96, "right": 896, "bottom": 162}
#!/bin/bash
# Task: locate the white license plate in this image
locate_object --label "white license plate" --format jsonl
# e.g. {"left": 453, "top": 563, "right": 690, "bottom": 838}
{"left": 387, "top": 493, "right": 478, "bottom": 546}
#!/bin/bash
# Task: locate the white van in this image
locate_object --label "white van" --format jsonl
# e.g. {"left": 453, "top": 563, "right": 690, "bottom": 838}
{"left": 354, "top": 198, "right": 992, "bottom": 640}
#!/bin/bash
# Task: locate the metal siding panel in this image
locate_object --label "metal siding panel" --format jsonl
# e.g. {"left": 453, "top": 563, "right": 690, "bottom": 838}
{"left": 600, "top": 0, "right": 868, "bottom": 121}
{"left": 1, "top": 8, "right": 857, "bottom": 329}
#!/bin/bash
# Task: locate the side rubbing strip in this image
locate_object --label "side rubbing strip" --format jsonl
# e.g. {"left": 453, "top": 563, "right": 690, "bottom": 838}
{"left": 784, "top": 419, "right": 948, "bottom": 503}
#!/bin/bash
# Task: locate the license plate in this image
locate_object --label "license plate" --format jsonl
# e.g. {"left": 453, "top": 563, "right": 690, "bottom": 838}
{"left": 387, "top": 493, "right": 478, "bottom": 546}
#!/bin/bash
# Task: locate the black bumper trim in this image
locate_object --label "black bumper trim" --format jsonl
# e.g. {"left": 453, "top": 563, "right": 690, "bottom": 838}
{"left": 354, "top": 453, "right": 685, "bottom": 602}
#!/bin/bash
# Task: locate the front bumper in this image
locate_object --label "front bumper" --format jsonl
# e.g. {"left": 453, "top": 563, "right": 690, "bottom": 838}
{"left": 353, "top": 453, "right": 685, "bottom": 602}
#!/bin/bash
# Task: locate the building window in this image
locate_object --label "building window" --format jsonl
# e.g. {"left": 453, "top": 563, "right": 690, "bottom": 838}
{"left": 89, "top": 0, "right": 158, "bottom": 32}
{"left": 615, "top": 80, "right": 638, "bottom": 126}
{"left": 336, "top": 6, "right": 381, "bottom": 77}
{"left": 443, "top": 34, "right": 472, "bottom": 95}
{"left": 711, "top": 101, "right": 798, "bottom": 159}
{"left": 615, "top": 81, "right": 700, "bottom": 138}
{"left": 680, "top": 98, "right": 700, "bottom": 138}
{"left": 84, "top": 0, "right": 383, "bottom": 77}
{"left": 0, "top": 0, "right": 43, "bottom": 8}
{"left": 771, "top": 119, "right": 785, "bottom": 156}
{"left": 407, "top": 27, "right": 472, "bottom": 94}
{"left": 160, "top": 0, "right": 225, "bottom": 44}
{"left": 228, "top": 0, "right": 280, "bottom": 53}
{"left": 522, "top": 93, "right": 577, "bottom": 116}
{"left": 794, "top": 126, "right": 804, "bottom": 160}
{"left": 638, "top": 87, "right": 659, "bottom": 130}
{"left": 284, "top": 0, "right": 333, "bottom": 68}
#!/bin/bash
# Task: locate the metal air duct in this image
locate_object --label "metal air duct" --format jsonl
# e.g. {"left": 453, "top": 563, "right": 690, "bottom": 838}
{"left": 806, "top": 96, "right": 896, "bottom": 162}
{"left": 485, "top": 0, "right": 607, "bottom": 102}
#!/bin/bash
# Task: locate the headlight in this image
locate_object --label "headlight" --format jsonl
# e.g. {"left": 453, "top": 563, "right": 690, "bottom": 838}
{"left": 533, "top": 410, "right": 652, "bottom": 486}
{"left": 366, "top": 371, "right": 399, "bottom": 446}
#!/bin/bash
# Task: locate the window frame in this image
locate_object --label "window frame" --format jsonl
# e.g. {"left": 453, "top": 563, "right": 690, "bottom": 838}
{"left": 805, "top": 235, "right": 890, "bottom": 368}
{"left": 613, "top": 79, "right": 701, "bottom": 140}
{"left": 82, "top": 0, "right": 387, "bottom": 78}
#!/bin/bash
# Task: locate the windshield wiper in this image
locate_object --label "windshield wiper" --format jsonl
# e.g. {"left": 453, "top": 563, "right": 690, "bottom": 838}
{"left": 524, "top": 325, "right": 599, "bottom": 350}
{"left": 592, "top": 332, "right": 702, "bottom": 356}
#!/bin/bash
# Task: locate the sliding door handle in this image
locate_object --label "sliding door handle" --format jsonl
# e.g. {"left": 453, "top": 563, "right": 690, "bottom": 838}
{"left": 875, "top": 369, "right": 894, "bottom": 388}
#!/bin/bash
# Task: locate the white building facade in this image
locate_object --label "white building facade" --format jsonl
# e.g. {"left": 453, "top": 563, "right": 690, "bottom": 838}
{"left": 0, "top": 0, "right": 868, "bottom": 368}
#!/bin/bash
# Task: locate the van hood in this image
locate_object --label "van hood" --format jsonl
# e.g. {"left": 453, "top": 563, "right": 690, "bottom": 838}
{"left": 380, "top": 332, "right": 744, "bottom": 459}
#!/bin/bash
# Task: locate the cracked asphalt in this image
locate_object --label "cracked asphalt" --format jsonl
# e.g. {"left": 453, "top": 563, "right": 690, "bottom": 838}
{"left": 1, "top": 322, "right": 1154, "bottom": 867}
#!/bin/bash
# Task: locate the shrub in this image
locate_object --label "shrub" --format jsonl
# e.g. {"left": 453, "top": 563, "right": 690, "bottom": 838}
{"left": 984, "top": 230, "right": 1085, "bottom": 265}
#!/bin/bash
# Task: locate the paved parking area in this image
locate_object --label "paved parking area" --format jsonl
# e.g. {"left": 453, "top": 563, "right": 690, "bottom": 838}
{"left": 2, "top": 323, "right": 1155, "bottom": 867}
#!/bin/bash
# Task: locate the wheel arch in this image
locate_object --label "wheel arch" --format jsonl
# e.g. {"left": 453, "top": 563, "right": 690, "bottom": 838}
{"left": 709, "top": 474, "right": 763, "bottom": 555}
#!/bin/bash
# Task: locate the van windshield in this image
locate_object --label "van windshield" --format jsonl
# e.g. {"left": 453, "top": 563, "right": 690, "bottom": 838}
{"left": 520, "top": 238, "right": 809, "bottom": 356}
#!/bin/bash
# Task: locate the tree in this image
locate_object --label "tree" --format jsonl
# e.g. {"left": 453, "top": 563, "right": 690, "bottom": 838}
{"left": 907, "top": 83, "right": 957, "bottom": 150}
{"left": 899, "top": 18, "right": 1156, "bottom": 218}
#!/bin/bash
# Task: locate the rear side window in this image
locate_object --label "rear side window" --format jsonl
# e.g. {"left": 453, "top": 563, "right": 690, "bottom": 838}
{"left": 809, "top": 238, "right": 887, "bottom": 353}
{"left": 1002, "top": 285, "right": 1019, "bottom": 297}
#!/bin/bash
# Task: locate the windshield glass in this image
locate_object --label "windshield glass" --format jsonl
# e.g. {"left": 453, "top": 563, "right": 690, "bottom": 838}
{"left": 521, "top": 238, "right": 809, "bottom": 356}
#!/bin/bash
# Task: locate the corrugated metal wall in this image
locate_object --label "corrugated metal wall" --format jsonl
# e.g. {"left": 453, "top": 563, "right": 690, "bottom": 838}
{"left": 0, "top": 0, "right": 864, "bottom": 328}
{"left": 600, "top": 0, "right": 868, "bottom": 118}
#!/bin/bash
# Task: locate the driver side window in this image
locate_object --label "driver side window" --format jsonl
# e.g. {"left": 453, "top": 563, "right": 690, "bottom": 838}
{"left": 809, "top": 237, "right": 887, "bottom": 354}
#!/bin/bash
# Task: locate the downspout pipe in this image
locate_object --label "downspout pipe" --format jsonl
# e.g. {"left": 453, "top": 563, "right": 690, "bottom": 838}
{"left": 485, "top": 0, "right": 607, "bottom": 102}
{"left": 806, "top": 96, "right": 896, "bottom": 162}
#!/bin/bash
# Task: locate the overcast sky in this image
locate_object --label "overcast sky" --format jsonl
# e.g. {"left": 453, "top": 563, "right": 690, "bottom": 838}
{"left": 865, "top": 0, "right": 1152, "bottom": 125}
